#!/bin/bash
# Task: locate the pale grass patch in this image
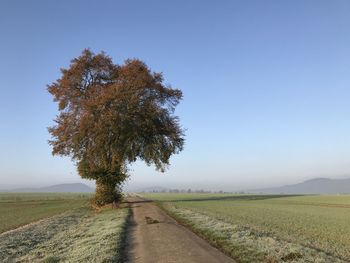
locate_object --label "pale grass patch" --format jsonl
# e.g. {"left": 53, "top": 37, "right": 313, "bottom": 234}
{"left": 0, "top": 206, "right": 129, "bottom": 263}
{"left": 19, "top": 208, "right": 129, "bottom": 263}
{"left": 168, "top": 206, "right": 347, "bottom": 263}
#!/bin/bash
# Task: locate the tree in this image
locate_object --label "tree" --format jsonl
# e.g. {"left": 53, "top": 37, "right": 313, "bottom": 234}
{"left": 48, "top": 49, "right": 185, "bottom": 206}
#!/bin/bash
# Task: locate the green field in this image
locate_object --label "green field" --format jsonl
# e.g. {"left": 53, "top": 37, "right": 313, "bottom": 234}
{"left": 0, "top": 192, "right": 92, "bottom": 234}
{"left": 0, "top": 193, "right": 129, "bottom": 262}
{"left": 143, "top": 193, "right": 350, "bottom": 263}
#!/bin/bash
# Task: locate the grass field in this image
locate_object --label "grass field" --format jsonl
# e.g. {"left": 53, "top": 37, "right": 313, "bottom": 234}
{"left": 143, "top": 193, "right": 350, "bottom": 263}
{"left": 0, "top": 193, "right": 129, "bottom": 262}
{"left": 0, "top": 193, "right": 92, "bottom": 234}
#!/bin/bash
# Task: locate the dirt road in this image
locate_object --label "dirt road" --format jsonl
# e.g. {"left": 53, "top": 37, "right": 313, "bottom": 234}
{"left": 126, "top": 196, "right": 235, "bottom": 263}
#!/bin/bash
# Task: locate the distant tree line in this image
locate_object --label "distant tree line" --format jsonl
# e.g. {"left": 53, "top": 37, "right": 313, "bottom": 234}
{"left": 142, "top": 189, "right": 242, "bottom": 194}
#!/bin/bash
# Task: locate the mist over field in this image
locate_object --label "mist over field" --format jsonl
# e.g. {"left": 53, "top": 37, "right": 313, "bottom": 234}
{"left": 3, "top": 173, "right": 350, "bottom": 194}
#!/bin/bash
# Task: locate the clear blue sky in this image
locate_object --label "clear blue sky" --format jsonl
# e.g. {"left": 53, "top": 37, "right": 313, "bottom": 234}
{"left": 1, "top": 0, "right": 350, "bottom": 191}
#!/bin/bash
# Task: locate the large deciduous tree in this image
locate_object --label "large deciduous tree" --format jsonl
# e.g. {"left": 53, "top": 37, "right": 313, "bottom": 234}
{"left": 48, "top": 49, "right": 184, "bottom": 206}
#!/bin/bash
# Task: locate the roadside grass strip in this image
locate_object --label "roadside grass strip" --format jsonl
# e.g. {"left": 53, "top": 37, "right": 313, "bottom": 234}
{"left": 165, "top": 205, "right": 348, "bottom": 263}
{"left": 0, "top": 207, "right": 129, "bottom": 263}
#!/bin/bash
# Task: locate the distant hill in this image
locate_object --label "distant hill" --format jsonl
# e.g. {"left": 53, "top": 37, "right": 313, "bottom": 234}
{"left": 3, "top": 183, "right": 94, "bottom": 193}
{"left": 249, "top": 178, "right": 350, "bottom": 194}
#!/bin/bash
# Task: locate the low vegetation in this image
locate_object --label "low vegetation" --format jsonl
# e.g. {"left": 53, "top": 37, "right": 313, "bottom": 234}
{"left": 0, "top": 193, "right": 91, "bottom": 234}
{"left": 0, "top": 193, "right": 129, "bottom": 263}
{"left": 143, "top": 193, "right": 350, "bottom": 262}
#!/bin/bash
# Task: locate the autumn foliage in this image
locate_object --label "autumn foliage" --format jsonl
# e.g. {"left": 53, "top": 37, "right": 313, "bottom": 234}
{"left": 48, "top": 49, "right": 184, "bottom": 206}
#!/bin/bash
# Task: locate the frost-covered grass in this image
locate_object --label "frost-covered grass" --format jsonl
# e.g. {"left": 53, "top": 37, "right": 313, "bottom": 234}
{"left": 0, "top": 205, "right": 129, "bottom": 263}
{"left": 144, "top": 193, "right": 350, "bottom": 262}
{"left": 0, "top": 193, "right": 92, "bottom": 233}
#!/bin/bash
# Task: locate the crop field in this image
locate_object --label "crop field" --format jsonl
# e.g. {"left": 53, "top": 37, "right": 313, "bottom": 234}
{"left": 0, "top": 193, "right": 92, "bottom": 233}
{"left": 0, "top": 193, "right": 129, "bottom": 262}
{"left": 143, "top": 193, "right": 350, "bottom": 263}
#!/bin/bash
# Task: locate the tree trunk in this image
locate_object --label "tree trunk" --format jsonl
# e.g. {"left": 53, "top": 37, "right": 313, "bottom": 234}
{"left": 93, "top": 179, "right": 121, "bottom": 207}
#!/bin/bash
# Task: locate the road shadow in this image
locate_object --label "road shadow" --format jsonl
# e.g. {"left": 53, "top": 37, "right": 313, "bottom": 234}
{"left": 121, "top": 205, "right": 137, "bottom": 263}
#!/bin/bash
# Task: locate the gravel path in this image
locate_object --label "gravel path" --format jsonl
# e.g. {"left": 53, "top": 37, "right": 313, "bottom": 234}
{"left": 125, "top": 196, "right": 235, "bottom": 263}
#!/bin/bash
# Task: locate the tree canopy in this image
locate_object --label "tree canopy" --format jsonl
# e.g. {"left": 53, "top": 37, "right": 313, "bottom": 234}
{"left": 48, "top": 49, "right": 185, "bottom": 205}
